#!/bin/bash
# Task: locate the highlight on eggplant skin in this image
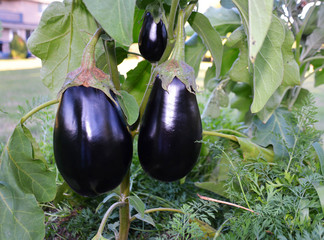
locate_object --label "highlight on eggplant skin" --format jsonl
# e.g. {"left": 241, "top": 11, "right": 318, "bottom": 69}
{"left": 138, "top": 12, "right": 167, "bottom": 62}
{"left": 138, "top": 77, "right": 202, "bottom": 182}
{"left": 54, "top": 86, "right": 133, "bottom": 197}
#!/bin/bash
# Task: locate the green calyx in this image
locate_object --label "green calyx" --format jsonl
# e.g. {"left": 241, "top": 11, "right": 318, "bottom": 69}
{"left": 154, "top": 9, "right": 197, "bottom": 93}
{"left": 146, "top": 1, "right": 164, "bottom": 24}
{"left": 57, "top": 27, "right": 118, "bottom": 103}
{"left": 155, "top": 59, "right": 197, "bottom": 93}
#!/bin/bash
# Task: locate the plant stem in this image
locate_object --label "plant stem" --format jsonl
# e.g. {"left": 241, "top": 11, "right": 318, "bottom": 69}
{"left": 171, "top": 9, "right": 185, "bottom": 62}
{"left": 158, "top": 0, "right": 180, "bottom": 63}
{"left": 81, "top": 27, "right": 103, "bottom": 69}
{"left": 203, "top": 130, "right": 238, "bottom": 142}
{"left": 197, "top": 194, "right": 256, "bottom": 214}
{"left": 208, "top": 129, "right": 247, "bottom": 138}
{"left": 93, "top": 201, "right": 126, "bottom": 239}
{"left": 294, "top": 0, "right": 318, "bottom": 64}
{"left": 118, "top": 170, "right": 131, "bottom": 240}
{"left": 167, "top": 0, "right": 180, "bottom": 41}
{"left": 300, "top": 56, "right": 324, "bottom": 65}
{"left": 20, "top": 99, "right": 59, "bottom": 124}
{"left": 184, "top": 1, "right": 197, "bottom": 22}
{"left": 138, "top": 65, "right": 156, "bottom": 125}
{"left": 129, "top": 208, "right": 184, "bottom": 222}
{"left": 105, "top": 39, "right": 121, "bottom": 90}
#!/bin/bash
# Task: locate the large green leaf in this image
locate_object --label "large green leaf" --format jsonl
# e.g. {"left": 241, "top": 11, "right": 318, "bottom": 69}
{"left": 203, "top": 7, "right": 241, "bottom": 36}
{"left": 188, "top": 12, "right": 223, "bottom": 79}
{"left": 257, "top": 25, "right": 300, "bottom": 122}
{"left": 0, "top": 184, "right": 45, "bottom": 240}
{"left": 248, "top": 0, "right": 273, "bottom": 62}
{"left": 1, "top": 125, "right": 56, "bottom": 202}
{"left": 185, "top": 33, "right": 207, "bottom": 78}
{"left": 251, "top": 15, "right": 285, "bottom": 113}
{"left": 0, "top": 124, "right": 57, "bottom": 239}
{"left": 227, "top": 26, "right": 251, "bottom": 85}
{"left": 27, "top": 0, "right": 103, "bottom": 93}
{"left": 122, "top": 60, "right": 152, "bottom": 105}
{"left": 83, "top": 0, "right": 135, "bottom": 46}
{"left": 253, "top": 108, "right": 296, "bottom": 158}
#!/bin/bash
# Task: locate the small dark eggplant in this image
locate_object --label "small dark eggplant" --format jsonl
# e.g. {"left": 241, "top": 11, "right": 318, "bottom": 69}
{"left": 138, "top": 12, "right": 167, "bottom": 62}
{"left": 54, "top": 86, "right": 132, "bottom": 197}
{"left": 138, "top": 77, "right": 202, "bottom": 181}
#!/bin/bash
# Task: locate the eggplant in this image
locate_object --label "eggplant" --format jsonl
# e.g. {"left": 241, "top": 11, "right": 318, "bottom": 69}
{"left": 138, "top": 12, "right": 167, "bottom": 62}
{"left": 54, "top": 86, "right": 132, "bottom": 197}
{"left": 138, "top": 77, "right": 202, "bottom": 181}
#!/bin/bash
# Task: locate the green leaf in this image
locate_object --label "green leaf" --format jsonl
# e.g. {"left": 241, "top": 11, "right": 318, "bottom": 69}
{"left": 301, "top": 28, "right": 324, "bottom": 60}
{"left": 227, "top": 26, "right": 251, "bottom": 85}
{"left": 133, "top": 7, "right": 145, "bottom": 43}
{"left": 129, "top": 194, "right": 145, "bottom": 217}
{"left": 313, "top": 182, "right": 324, "bottom": 215}
{"left": 0, "top": 184, "right": 45, "bottom": 240}
{"left": 253, "top": 108, "right": 296, "bottom": 158}
{"left": 248, "top": 0, "right": 274, "bottom": 62}
{"left": 133, "top": 213, "right": 155, "bottom": 226}
{"left": 123, "top": 60, "right": 152, "bottom": 105}
{"left": 311, "top": 53, "right": 324, "bottom": 87}
{"left": 0, "top": 124, "right": 57, "bottom": 239}
{"left": 251, "top": 15, "right": 285, "bottom": 113}
{"left": 27, "top": 0, "right": 103, "bottom": 93}
{"left": 204, "top": 63, "right": 216, "bottom": 89}
{"left": 257, "top": 24, "right": 300, "bottom": 122}
{"left": 202, "top": 88, "right": 229, "bottom": 119}
{"left": 195, "top": 182, "right": 228, "bottom": 199}
{"left": 220, "top": 46, "right": 239, "bottom": 78}
{"left": 185, "top": 33, "right": 207, "bottom": 78}
{"left": 1, "top": 125, "right": 56, "bottom": 202}
{"left": 188, "top": 12, "right": 223, "bottom": 79}
{"left": 203, "top": 7, "right": 241, "bottom": 36}
{"left": 232, "top": 0, "right": 248, "bottom": 33}
{"left": 117, "top": 90, "right": 139, "bottom": 125}
{"left": 237, "top": 137, "right": 274, "bottom": 162}
{"left": 83, "top": 0, "right": 135, "bottom": 46}
{"left": 313, "top": 142, "right": 324, "bottom": 176}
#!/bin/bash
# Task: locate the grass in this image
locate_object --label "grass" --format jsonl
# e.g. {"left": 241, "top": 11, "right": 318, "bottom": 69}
{"left": 0, "top": 68, "right": 52, "bottom": 143}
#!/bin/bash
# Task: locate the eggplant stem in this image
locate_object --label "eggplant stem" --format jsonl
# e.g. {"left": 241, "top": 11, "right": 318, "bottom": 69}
{"left": 20, "top": 99, "right": 59, "bottom": 124}
{"left": 93, "top": 201, "right": 126, "bottom": 240}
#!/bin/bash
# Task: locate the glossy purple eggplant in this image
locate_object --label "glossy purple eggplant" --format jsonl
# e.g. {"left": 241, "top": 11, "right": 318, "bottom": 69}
{"left": 54, "top": 86, "right": 132, "bottom": 197}
{"left": 138, "top": 12, "right": 167, "bottom": 62}
{"left": 138, "top": 77, "right": 202, "bottom": 181}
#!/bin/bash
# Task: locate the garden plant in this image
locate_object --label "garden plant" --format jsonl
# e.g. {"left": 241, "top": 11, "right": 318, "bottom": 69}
{"left": 0, "top": 0, "right": 324, "bottom": 239}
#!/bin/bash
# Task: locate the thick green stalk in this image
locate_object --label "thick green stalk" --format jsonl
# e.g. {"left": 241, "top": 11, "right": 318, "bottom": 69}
{"left": 118, "top": 170, "right": 131, "bottom": 240}
{"left": 137, "top": 66, "right": 156, "bottom": 126}
{"left": 81, "top": 27, "right": 103, "bottom": 69}
{"left": 105, "top": 39, "right": 121, "bottom": 90}
{"left": 184, "top": 1, "right": 197, "bottom": 22}
{"left": 170, "top": 9, "right": 185, "bottom": 62}
{"left": 158, "top": 0, "right": 180, "bottom": 63}
{"left": 20, "top": 99, "right": 59, "bottom": 124}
